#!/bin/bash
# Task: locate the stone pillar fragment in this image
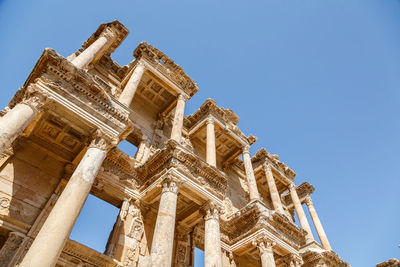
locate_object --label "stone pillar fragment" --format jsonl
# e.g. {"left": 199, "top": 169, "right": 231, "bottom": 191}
{"left": 149, "top": 177, "right": 180, "bottom": 267}
{"left": 170, "top": 94, "right": 186, "bottom": 143}
{"left": 0, "top": 93, "right": 45, "bottom": 155}
{"left": 304, "top": 195, "right": 332, "bottom": 250}
{"left": 19, "top": 133, "right": 115, "bottom": 267}
{"left": 206, "top": 117, "right": 216, "bottom": 167}
{"left": 242, "top": 145, "right": 260, "bottom": 201}
{"left": 71, "top": 29, "right": 117, "bottom": 69}
{"left": 118, "top": 62, "right": 146, "bottom": 106}
{"left": 263, "top": 164, "right": 283, "bottom": 212}
{"left": 252, "top": 237, "right": 276, "bottom": 267}
{"left": 288, "top": 183, "right": 314, "bottom": 241}
{"left": 202, "top": 202, "right": 223, "bottom": 267}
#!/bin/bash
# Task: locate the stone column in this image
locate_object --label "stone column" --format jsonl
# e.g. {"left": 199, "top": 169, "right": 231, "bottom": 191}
{"left": 0, "top": 93, "right": 45, "bottom": 155}
{"left": 149, "top": 177, "right": 180, "bottom": 267}
{"left": 202, "top": 202, "right": 223, "bottom": 267}
{"left": 304, "top": 195, "right": 332, "bottom": 250}
{"left": 135, "top": 135, "right": 151, "bottom": 164}
{"left": 288, "top": 183, "right": 314, "bottom": 241}
{"left": 252, "top": 237, "right": 276, "bottom": 267}
{"left": 170, "top": 94, "right": 186, "bottom": 143}
{"left": 19, "top": 132, "right": 115, "bottom": 267}
{"left": 206, "top": 117, "right": 216, "bottom": 167}
{"left": 263, "top": 164, "right": 283, "bottom": 212}
{"left": 242, "top": 145, "right": 260, "bottom": 201}
{"left": 118, "top": 62, "right": 146, "bottom": 106}
{"left": 71, "top": 28, "right": 117, "bottom": 69}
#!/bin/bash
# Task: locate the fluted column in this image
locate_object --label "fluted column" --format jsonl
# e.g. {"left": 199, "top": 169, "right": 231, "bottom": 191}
{"left": 118, "top": 62, "right": 146, "bottom": 106}
{"left": 202, "top": 202, "right": 223, "bottom": 267}
{"left": 252, "top": 237, "right": 276, "bottom": 267}
{"left": 71, "top": 28, "right": 117, "bottom": 69}
{"left": 264, "top": 164, "right": 283, "bottom": 212}
{"left": 242, "top": 145, "right": 260, "bottom": 201}
{"left": 288, "top": 183, "right": 314, "bottom": 241}
{"left": 149, "top": 177, "right": 180, "bottom": 267}
{"left": 206, "top": 117, "right": 216, "bottom": 167}
{"left": 0, "top": 92, "right": 46, "bottom": 155}
{"left": 170, "top": 94, "right": 186, "bottom": 143}
{"left": 304, "top": 195, "right": 332, "bottom": 250}
{"left": 19, "top": 132, "right": 115, "bottom": 267}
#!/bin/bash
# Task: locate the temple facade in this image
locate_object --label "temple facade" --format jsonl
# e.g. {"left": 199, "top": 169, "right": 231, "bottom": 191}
{"left": 0, "top": 21, "right": 348, "bottom": 267}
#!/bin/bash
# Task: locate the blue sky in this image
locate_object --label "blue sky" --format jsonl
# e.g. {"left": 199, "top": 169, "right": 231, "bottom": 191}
{"left": 1, "top": 0, "right": 399, "bottom": 266}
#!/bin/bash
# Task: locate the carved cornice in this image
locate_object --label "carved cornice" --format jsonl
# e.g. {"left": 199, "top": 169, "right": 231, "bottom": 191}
{"left": 301, "top": 250, "right": 349, "bottom": 267}
{"left": 137, "top": 140, "right": 228, "bottom": 198}
{"left": 377, "top": 258, "right": 400, "bottom": 267}
{"left": 252, "top": 148, "right": 296, "bottom": 181}
{"left": 62, "top": 239, "right": 116, "bottom": 267}
{"left": 133, "top": 41, "right": 198, "bottom": 97}
{"left": 282, "top": 182, "right": 315, "bottom": 207}
{"left": 267, "top": 212, "right": 307, "bottom": 247}
{"left": 185, "top": 99, "right": 253, "bottom": 145}
{"left": 9, "top": 48, "right": 132, "bottom": 138}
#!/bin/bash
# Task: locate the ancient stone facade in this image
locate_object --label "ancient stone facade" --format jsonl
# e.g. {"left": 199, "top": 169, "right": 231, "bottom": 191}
{"left": 0, "top": 21, "right": 348, "bottom": 267}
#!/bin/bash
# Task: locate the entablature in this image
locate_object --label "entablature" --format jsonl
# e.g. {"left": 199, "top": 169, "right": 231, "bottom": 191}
{"left": 10, "top": 48, "right": 132, "bottom": 141}
{"left": 252, "top": 148, "right": 296, "bottom": 184}
{"left": 136, "top": 140, "right": 228, "bottom": 199}
{"left": 133, "top": 42, "right": 198, "bottom": 98}
{"left": 282, "top": 182, "right": 315, "bottom": 209}
{"left": 220, "top": 201, "right": 307, "bottom": 252}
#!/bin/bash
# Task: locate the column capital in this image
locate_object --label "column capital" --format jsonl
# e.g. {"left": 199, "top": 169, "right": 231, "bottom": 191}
{"left": 304, "top": 195, "right": 313, "bottom": 206}
{"left": 288, "top": 183, "right": 296, "bottom": 190}
{"left": 177, "top": 93, "right": 188, "bottom": 101}
{"left": 88, "top": 130, "right": 118, "bottom": 151}
{"left": 242, "top": 144, "right": 251, "bottom": 154}
{"left": 263, "top": 163, "right": 272, "bottom": 172}
{"left": 201, "top": 201, "right": 224, "bottom": 221}
{"left": 206, "top": 116, "right": 214, "bottom": 125}
{"left": 22, "top": 88, "right": 49, "bottom": 114}
{"left": 160, "top": 174, "right": 181, "bottom": 194}
{"left": 281, "top": 253, "right": 303, "bottom": 267}
{"left": 252, "top": 235, "right": 276, "bottom": 254}
{"left": 100, "top": 26, "right": 118, "bottom": 41}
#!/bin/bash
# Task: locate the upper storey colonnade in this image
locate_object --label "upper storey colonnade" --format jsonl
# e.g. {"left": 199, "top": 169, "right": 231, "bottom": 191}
{"left": 0, "top": 20, "right": 345, "bottom": 267}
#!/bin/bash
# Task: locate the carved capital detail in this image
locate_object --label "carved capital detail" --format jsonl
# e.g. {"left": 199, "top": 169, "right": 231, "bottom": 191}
{"left": 288, "top": 183, "right": 296, "bottom": 191}
{"left": 201, "top": 201, "right": 224, "bottom": 221}
{"left": 21, "top": 86, "right": 49, "bottom": 113}
{"left": 88, "top": 129, "right": 118, "bottom": 151}
{"left": 161, "top": 174, "right": 181, "bottom": 194}
{"left": 206, "top": 116, "right": 214, "bottom": 125}
{"left": 304, "top": 195, "right": 313, "bottom": 206}
{"left": 252, "top": 235, "right": 276, "bottom": 254}
{"left": 242, "top": 144, "right": 250, "bottom": 154}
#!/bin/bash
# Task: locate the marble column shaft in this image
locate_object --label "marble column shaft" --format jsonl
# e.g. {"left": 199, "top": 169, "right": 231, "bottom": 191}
{"left": 206, "top": 117, "right": 216, "bottom": 167}
{"left": 19, "top": 135, "right": 112, "bottom": 267}
{"left": 203, "top": 204, "right": 222, "bottom": 267}
{"left": 242, "top": 145, "right": 260, "bottom": 201}
{"left": 253, "top": 239, "right": 276, "bottom": 267}
{"left": 264, "top": 164, "right": 283, "bottom": 212}
{"left": 149, "top": 178, "right": 179, "bottom": 267}
{"left": 71, "top": 30, "right": 116, "bottom": 69}
{"left": 118, "top": 62, "right": 146, "bottom": 106}
{"left": 0, "top": 93, "right": 45, "bottom": 155}
{"left": 288, "top": 184, "right": 314, "bottom": 241}
{"left": 305, "top": 196, "right": 332, "bottom": 250}
{"left": 170, "top": 94, "right": 186, "bottom": 142}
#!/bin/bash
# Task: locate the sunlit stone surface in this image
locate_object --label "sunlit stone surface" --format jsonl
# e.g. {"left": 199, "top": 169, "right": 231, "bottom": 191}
{"left": 0, "top": 20, "right": 348, "bottom": 267}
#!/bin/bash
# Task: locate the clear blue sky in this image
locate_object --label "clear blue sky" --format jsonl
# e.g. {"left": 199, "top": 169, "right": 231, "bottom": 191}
{"left": 1, "top": 1, "right": 399, "bottom": 266}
